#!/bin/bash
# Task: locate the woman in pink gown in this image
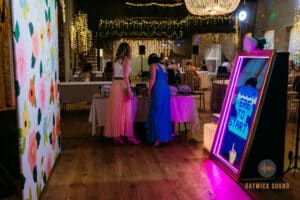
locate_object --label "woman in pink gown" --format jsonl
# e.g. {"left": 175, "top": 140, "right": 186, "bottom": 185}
{"left": 104, "top": 42, "right": 140, "bottom": 144}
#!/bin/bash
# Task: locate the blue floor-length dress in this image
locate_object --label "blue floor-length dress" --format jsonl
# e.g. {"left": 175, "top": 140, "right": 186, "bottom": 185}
{"left": 146, "top": 64, "right": 172, "bottom": 143}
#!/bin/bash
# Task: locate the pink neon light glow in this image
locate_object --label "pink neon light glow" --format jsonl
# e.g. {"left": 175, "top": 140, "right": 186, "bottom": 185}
{"left": 213, "top": 56, "right": 242, "bottom": 156}
{"left": 201, "top": 159, "right": 253, "bottom": 199}
{"left": 213, "top": 57, "right": 243, "bottom": 174}
{"left": 212, "top": 51, "right": 273, "bottom": 174}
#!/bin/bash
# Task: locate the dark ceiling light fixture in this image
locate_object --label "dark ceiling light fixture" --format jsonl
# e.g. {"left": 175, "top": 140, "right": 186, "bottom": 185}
{"left": 125, "top": 1, "right": 183, "bottom": 7}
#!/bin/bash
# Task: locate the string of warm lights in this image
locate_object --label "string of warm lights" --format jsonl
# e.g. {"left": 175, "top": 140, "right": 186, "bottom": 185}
{"left": 195, "top": 32, "right": 237, "bottom": 43}
{"left": 125, "top": 1, "right": 183, "bottom": 7}
{"left": 120, "top": 39, "right": 173, "bottom": 58}
{"left": 98, "top": 15, "right": 235, "bottom": 38}
{"left": 70, "top": 11, "right": 92, "bottom": 55}
{"left": 235, "top": 14, "right": 239, "bottom": 49}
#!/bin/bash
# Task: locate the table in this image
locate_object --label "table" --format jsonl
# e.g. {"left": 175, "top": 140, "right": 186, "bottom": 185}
{"left": 59, "top": 81, "right": 112, "bottom": 106}
{"left": 92, "top": 71, "right": 103, "bottom": 81}
{"left": 88, "top": 95, "right": 202, "bottom": 141}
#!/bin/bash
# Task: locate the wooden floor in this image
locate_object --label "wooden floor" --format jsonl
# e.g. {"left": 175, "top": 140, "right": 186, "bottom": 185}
{"left": 4, "top": 101, "right": 300, "bottom": 200}
{"left": 39, "top": 103, "right": 299, "bottom": 200}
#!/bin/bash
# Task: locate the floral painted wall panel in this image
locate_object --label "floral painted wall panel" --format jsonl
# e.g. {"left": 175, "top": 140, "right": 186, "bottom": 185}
{"left": 11, "top": 0, "right": 61, "bottom": 199}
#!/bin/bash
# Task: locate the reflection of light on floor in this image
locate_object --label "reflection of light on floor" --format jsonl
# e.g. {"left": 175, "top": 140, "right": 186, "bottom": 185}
{"left": 200, "top": 159, "right": 254, "bottom": 200}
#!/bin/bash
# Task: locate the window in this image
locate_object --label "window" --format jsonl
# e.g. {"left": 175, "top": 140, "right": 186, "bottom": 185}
{"left": 264, "top": 30, "right": 275, "bottom": 50}
{"left": 288, "top": 26, "right": 300, "bottom": 53}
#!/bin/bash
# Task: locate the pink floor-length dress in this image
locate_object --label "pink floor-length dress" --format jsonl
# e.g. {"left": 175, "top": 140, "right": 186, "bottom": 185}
{"left": 104, "top": 60, "right": 134, "bottom": 138}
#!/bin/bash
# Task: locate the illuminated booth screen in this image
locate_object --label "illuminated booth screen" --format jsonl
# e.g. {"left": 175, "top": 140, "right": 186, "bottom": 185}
{"left": 211, "top": 50, "right": 288, "bottom": 181}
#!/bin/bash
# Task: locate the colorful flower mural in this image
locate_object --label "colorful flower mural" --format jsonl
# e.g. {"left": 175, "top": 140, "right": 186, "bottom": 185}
{"left": 11, "top": 0, "right": 61, "bottom": 199}
{"left": 28, "top": 77, "right": 36, "bottom": 107}
{"left": 28, "top": 130, "right": 37, "bottom": 173}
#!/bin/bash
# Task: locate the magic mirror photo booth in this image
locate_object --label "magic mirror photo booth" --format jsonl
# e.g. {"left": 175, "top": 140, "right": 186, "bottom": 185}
{"left": 210, "top": 50, "right": 289, "bottom": 182}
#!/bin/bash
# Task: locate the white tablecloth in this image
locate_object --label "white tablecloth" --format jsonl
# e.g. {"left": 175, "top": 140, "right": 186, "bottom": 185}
{"left": 197, "top": 71, "right": 210, "bottom": 90}
{"left": 59, "top": 81, "right": 112, "bottom": 104}
{"left": 88, "top": 95, "right": 202, "bottom": 141}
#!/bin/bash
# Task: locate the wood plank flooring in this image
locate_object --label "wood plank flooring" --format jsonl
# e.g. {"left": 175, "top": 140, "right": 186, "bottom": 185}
{"left": 37, "top": 104, "right": 299, "bottom": 200}
{"left": 3, "top": 100, "right": 300, "bottom": 200}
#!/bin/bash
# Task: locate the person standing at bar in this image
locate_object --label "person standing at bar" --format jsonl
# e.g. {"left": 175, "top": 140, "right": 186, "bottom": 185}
{"left": 146, "top": 53, "right": 172, "bottom": 147}
{"left": 104, "top": 42, "right": 140, "bottom": 144}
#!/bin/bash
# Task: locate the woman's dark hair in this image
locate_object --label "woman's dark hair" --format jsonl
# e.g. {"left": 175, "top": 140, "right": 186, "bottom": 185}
{"left": 104, "top": 61, "right": 113, "bottom": 72}
{"left": 106, "top": 61, "right": 112, "bottom": 68}
{"left": 148, "top": 53, "right": 160, "bottom": 65}
{"left": 245, "top": 77, "right": 257, "bottom": 88}
{"left": 82, "top": 63, "right": 92, "bottom": 72}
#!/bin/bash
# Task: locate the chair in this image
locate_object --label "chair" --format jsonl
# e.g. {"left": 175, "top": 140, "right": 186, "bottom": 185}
{"left": 181, "top": 73, "right": 187, "bottom": 86}
{"left": 185, "top": 70, "right": 195, "bottom": 91}
{"left": 287, "top": 79, "right": 300, "bottom": 120}
{"left": 211, "top": 78, "right": 228, "bottom": 113}
{"left": 174, "top": 84, "right": 192, "bottom": 139}
{"left": 193, "top": 76, "right": 206, "bottom": 111}
{"left": 287, "top": 97, "right": 299, "bottom": 120}
{"left": 184, "top": 70, "right": 206, "bottom": 111}
{"left": 216, "top": 66, "right": 230, "bottom": 79}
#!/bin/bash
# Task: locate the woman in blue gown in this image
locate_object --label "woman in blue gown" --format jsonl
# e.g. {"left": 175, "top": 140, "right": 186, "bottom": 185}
{"left": 146, "top": 53, "right": 172, "bottom": 146}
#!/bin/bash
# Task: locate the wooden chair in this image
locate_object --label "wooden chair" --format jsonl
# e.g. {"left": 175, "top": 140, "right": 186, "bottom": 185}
{"left": 185, "top": 70, "right": 195, "bottom": 91}
{"left": 181, "top": 73, "right": 187, "bottom": 86}
{"left": 193, "top": 76, "right": 206, "bottom": 111}
{"left": 184, "top": 70, "right": 206, "bottom": 111}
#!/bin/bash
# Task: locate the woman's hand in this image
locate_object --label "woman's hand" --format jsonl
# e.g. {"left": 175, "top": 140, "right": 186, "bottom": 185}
{"left": 128, "top": 90, "right": 134, "bottom": 99}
